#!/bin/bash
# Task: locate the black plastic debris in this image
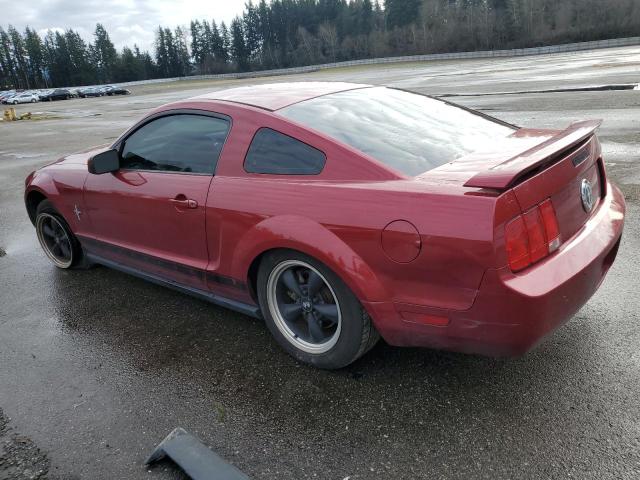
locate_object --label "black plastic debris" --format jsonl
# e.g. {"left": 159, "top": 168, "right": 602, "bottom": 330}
{"left": 146, "top": 428, "right": 249, "bottom": 480}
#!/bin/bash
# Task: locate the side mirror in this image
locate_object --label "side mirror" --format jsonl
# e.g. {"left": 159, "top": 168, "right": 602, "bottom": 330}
{"left": 88, "top": 149, "right": 120, "bottom": 174}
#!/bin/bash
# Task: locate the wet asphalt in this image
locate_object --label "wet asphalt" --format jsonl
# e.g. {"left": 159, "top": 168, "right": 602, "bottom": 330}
{"left": 1, "top": 46, "right": 639, "bottom": 479}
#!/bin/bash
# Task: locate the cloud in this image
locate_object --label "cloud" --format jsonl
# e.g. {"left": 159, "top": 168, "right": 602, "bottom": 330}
{"left": 1, "top": 0, "right": 246, "bottom": 52}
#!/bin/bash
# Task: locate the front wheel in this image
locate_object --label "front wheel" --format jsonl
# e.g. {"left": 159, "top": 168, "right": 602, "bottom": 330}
{"left": 257, "top": 250, "right": 379, "bottom": 369}
{"left": 35, "top": 200, "right": 91, "bottom": 269}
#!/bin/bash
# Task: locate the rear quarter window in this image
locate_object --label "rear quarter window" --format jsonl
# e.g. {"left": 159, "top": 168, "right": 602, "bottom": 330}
{"left": 244, "top": 128, "right": 326, "bottom": 175}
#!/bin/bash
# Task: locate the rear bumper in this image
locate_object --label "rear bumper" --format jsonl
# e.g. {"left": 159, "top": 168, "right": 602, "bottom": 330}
{"left": 364, "top": 181, "right": 625, "bottom": 356}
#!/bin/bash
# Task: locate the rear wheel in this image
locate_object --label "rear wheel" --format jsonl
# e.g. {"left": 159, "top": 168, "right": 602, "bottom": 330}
{"left": 35, "top": 200, "right": 91, "bottom": 269}
{"left": 257, "top": 250, "right": 379, "bottom": 369}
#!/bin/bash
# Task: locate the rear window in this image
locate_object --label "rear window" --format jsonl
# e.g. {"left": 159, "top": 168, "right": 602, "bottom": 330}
{"left": 279, "top": 87, "right": 515, "bottom": 176}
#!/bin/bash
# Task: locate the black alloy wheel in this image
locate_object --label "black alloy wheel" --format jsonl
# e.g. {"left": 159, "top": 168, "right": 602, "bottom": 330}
{"left": 36, "top": 213, "right": 74, "bottom": 268}
{"left": 257, "top": 250, "right": 380, "bottom": 369}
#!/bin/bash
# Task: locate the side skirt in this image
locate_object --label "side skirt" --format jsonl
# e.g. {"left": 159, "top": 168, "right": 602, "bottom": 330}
{"left": 86, "top": 253, "right": 263, "bottom": 319}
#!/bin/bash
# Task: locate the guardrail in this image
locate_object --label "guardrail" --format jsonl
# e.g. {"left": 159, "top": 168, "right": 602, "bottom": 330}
{"left": 115, "top": 36, "right": 639, "bottom": 87}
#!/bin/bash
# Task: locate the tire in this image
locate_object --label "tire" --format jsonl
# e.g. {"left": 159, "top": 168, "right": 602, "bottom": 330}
{"left": 31, "top": 98, "right": 36, "bottom": 103}
{"left": 35, "top": 200, "right": 92, "bottom": 269}
{"left": 257, "top": 250, "right": 379, "bottom": 369}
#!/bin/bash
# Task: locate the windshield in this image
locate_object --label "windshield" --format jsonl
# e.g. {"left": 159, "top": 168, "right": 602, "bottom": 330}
{"left": 279, "top": 87, "right": 515, "bottom": 176}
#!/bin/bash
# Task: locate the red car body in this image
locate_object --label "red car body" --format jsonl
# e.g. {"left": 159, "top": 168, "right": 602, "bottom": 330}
{"left": 25, "top": 82, "right": 625, "bottom": 358}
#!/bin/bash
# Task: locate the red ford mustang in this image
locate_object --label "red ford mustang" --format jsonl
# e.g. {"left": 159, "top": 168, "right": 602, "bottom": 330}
{"left": 24, "top": 82, "right": 625, "bottom": 369}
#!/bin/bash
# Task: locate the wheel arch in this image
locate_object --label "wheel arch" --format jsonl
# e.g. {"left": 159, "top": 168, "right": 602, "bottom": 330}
{"left": 236, "top": 215, "right": 388, "bottom": 306}
{"left": 25, "top": 168, "right": 65, "bottom": 226}
{"left": 25, "top": 188, "right": 48, "bottom": 225}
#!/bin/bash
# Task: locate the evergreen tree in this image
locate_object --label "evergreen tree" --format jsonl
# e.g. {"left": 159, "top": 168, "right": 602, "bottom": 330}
{"left": 174, "top": 26, "right": 191, "bottom": 76}
{"left": 202, "top": 20, "right": 214, "bottom": 57}
{"left": 210, "top": 20, "right": 226, "bottom": 64}
{"left": 8, "top": 26, "right": 29, "bottom": 88}
{"left": 361, "top": 0, "right": 375, "bottom": 35}
{"left": 134, "top": 45, "right": 156, "bottom": 79}
{"left": 163, "top": 28, "right": 179, "bottom": 76}
{"left": 155, "top": 27, "right": 170, "bottom": 77}
{"left": 385, "top": 0, "right": 422, "bottom": 28}
{"left": 93, "top": 23, "right": 117, "bottom": 82}
{"left": 190, "top": 20, "right": 205, "bottom": 66}
{"left": 220, "top": 22, "right": 231, "bottom": 64}
{"left": 114, "top": 46, "right": 137, "bottom": 81}
{"left": 0, "top": 27, "right": 16, "bottom": 88}
{"left": 231, "top": 17, "right": 250, "bottom": 71}
{"left": 24, "top": 27, "right": 46, "bottom": 87}
{"left": 65, "top": 29, "right": 94, "bottom": 85}
{"left": 244, "top": 1, "right": 262, "bottom": 61}
{"left": 52, "top": 31, "right": 71, "bottom": 86}
{"left": 41, "top": 31, "right": 57, "bottom": 86}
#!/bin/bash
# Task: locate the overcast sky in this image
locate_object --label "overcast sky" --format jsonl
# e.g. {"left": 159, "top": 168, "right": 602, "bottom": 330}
{"left": 2, "top": 0, "right": 248, "bottom": 52}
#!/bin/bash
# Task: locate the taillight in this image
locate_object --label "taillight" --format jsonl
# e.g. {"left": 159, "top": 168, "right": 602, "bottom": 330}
{"left": 505, "top": 198, "right": 562, "bottom": 272}
{"left": 523, "top": 207, "right": 547, "bottom": 263}
{"left": 538, "top": 199, "right": 560, "bottom": 253}
{"left": 505, "top": 216, "right": 530, "bottom": 271}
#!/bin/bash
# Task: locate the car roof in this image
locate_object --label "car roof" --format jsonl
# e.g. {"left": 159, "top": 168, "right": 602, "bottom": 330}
{"left": 192, "top": 82, "right": 371, "bottom": 111}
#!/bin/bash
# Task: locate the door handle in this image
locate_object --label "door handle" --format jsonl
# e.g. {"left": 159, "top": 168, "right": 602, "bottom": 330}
{"left": 170, "top": 195, "right": 198, "bottom": 209}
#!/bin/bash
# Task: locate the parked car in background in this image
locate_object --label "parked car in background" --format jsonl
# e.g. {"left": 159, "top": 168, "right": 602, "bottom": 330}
{"left": 41, "top": 88, "right": 72, "bottom": 101}
{"left": 7, "top": 92, "right": 39, "bottom": 104}
{"left": 104, "top": 85, "right": 131, "bottom": 95}
{"left": 78, "top": 87, "right": 103, "bottom": 98}
{"left": 35, "top": 90, "right": 53, "bottom": 101}
{"left": 0, "top": 90, "right": 17, "bottom": 102}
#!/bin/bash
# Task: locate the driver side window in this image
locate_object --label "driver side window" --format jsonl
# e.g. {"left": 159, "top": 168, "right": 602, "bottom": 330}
{"left": 121, "top": 113, "right": 230, "bottom": 174}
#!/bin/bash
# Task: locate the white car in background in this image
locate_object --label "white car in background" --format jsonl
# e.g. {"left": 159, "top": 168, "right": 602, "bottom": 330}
{"left": 8, "top": 92, "right": 39, "bottom": 104}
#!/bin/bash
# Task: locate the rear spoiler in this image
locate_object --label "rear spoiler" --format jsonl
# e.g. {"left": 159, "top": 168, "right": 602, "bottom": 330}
{"left": 464, "top": 120, "right": 602, "bottom": 189}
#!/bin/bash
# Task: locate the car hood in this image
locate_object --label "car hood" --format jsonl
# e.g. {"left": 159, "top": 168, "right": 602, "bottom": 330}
{"left": 44, "top": 144, "right": 111, "bottom": 168}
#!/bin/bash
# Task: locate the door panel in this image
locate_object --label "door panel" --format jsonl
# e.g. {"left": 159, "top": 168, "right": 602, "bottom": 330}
{"left": 81, "top": 111, "right": 231, "bottom": 291}
{"left": 83, "top": 170, "right": 212, "bottom": 290}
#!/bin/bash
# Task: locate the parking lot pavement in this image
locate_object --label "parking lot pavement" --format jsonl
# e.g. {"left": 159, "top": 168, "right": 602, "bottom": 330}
{"left": 1, "top": 46, "right": 639, "bottom": 480}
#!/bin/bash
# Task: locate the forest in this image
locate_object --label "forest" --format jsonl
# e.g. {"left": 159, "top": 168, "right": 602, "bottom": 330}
{"left": 1, "top": 0, "right": 639, "bottom": 89}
